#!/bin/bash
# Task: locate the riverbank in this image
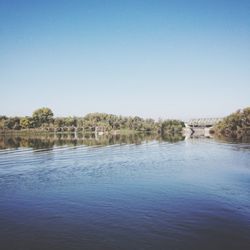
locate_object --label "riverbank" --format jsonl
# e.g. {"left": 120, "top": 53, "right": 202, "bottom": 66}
{"left": 213, "top": 107, "right": 250, "bottom": 139}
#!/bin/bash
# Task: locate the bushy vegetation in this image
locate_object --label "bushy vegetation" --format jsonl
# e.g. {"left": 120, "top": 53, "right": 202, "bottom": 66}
{"left": 161, "top": 120, "right": 184, "bottom": 135}
{"left": 0, "top": 107, "right": 184, "bottom": 135}
{"left": 213, "top": 107, "right": 250, "bottom": 139}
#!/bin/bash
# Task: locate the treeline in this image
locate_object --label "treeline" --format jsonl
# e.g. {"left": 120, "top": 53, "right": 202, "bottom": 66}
{"left": 213, "top": 107, "right": 250, "bottom": 139}
{"left": 0, "top": 107, "right": 184, "bottom": 135}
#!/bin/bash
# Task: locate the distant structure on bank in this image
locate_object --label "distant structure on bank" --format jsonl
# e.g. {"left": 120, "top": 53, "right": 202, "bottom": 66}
{"left": 186, "top": 118, "right": 223, "bottom": 128}
{"left": 184, "top": 118, "right": 223, "bottom": 137}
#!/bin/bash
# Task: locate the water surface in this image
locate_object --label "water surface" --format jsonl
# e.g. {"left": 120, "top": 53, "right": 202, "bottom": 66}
{"left": 0, "top": 135, "right": 249, "bottom": 249}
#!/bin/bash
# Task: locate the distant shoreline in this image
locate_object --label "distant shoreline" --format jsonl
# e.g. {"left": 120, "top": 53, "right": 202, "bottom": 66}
{"left": 1, "top": 107, "right": 249, "bottom": 140}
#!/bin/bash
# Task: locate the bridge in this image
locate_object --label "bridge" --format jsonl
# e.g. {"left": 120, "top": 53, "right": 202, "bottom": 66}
{"left": 184, "top": 117, "right": 223, "bottom": 136}
{"left": 186, "top": 118, "right": 223, "bottom": 128}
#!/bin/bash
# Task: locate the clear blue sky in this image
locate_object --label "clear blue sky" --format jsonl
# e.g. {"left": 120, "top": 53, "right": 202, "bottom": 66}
{"left": 0, "top": 0, "right": 249, "bottom": 119}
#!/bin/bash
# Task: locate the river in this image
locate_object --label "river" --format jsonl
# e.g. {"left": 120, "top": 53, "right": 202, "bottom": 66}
{"left": 0, "top": 134, "right": 249, "bottom": 249}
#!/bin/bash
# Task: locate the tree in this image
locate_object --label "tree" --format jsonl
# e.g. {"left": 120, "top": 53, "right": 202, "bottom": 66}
{"left": 64, "top": 117, "right": 77, "bottom": 127}
{"left": 161, "top": 120, "right": 184, "bottom": 135}
{"left": 20, "top": 117, "right": 34, "bottom": 129}
{"left": 3, "top": 117, "right": 20, "bottom": 130}
{"left": 32, "top": 107, "right": 54, "bottom": 127}
{"left": 214, "top": 107, "right": 250, "bottom": 139}
{"left": 0, "top": 116, "right": 7, "bottom": 130}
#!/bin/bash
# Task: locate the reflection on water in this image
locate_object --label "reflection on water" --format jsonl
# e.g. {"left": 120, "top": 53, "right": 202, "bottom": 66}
{"left": 0, "top": 133, "right": 185, "bottom": 150}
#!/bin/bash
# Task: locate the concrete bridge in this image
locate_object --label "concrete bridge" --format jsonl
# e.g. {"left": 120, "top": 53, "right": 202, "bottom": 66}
{"left": 184, "top": 117, "right": 223, "bottom": 137}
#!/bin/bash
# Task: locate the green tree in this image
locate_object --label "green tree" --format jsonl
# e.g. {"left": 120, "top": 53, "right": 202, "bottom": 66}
{"left": 161, "top": 120, "right": 184, "bottom": 135}
{"left": 32, "top": 107, "right": 54, "bottom": 127}
{"left": 20, "top": 117, "right": 34, "bottom": 129}
{"left": 0, "top": 116, "right": 7, "bottom": 130}
{"left": 214, "top": 107, "right": 250, "bottom": 139}
{"left": 3, "top": 117, "right": 20, "bottom": 130}
{"left": 64, "top": 117, "right": 77, "bottom": 127}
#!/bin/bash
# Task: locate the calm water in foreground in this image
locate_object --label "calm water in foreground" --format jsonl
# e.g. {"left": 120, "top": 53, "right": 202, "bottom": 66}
{"left": 0, "top": 135, "right": 249, "bottom": 250}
